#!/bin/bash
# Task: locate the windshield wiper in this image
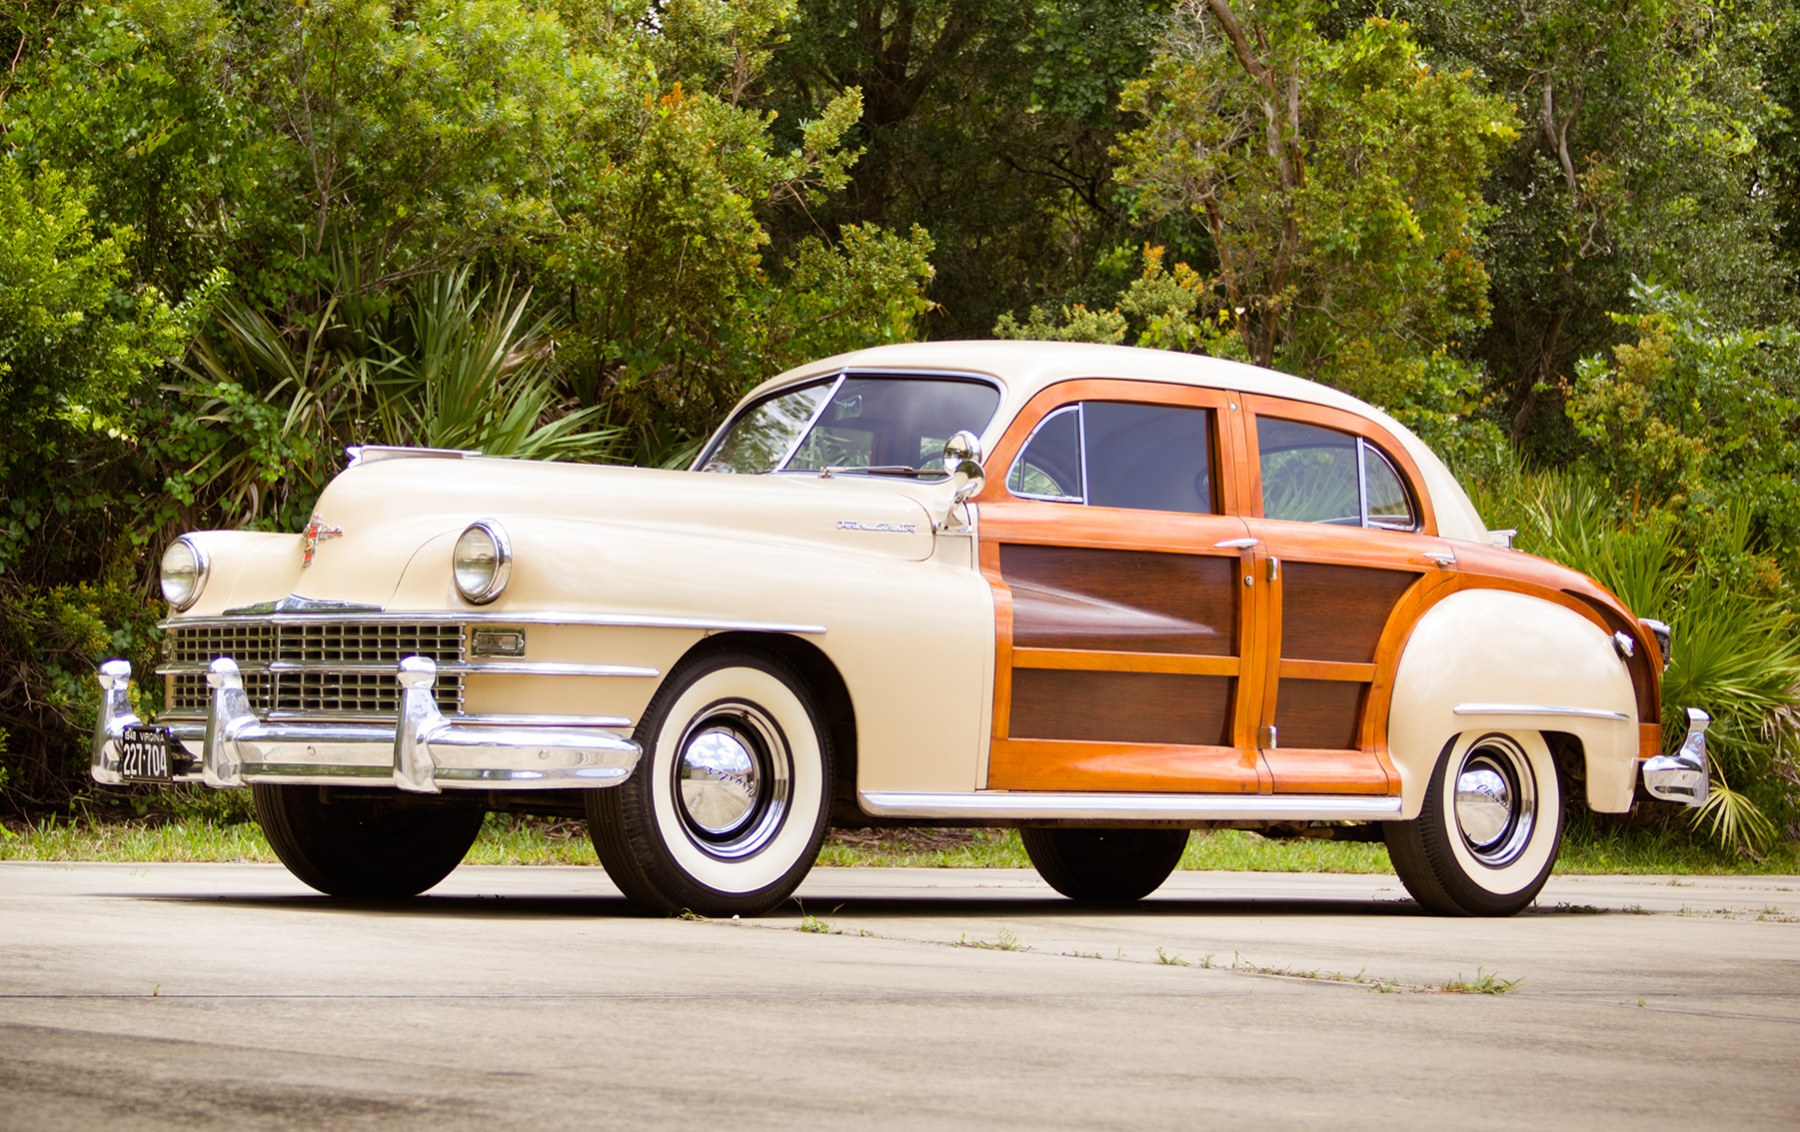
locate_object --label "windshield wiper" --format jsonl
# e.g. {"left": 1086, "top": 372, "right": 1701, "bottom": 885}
{"left": 816, "top": 465, "right": 942, "bottom": 479}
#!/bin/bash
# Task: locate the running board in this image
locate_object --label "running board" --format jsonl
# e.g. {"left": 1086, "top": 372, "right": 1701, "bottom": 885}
{"left": 858, "top": 791, "right": 1404, "bottom": 822}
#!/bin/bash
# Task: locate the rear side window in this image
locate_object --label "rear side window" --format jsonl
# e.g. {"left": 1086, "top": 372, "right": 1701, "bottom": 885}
{"left": 1257, "top": 418, "right": 1417, "bottom": 531}
{"left": 1007, "top": 402, "right": 1216, "bottom": 515}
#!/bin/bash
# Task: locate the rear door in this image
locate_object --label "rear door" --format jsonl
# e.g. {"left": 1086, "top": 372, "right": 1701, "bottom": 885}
{"left": 1239, "top": 396, "right": 1459, "bottom": 794}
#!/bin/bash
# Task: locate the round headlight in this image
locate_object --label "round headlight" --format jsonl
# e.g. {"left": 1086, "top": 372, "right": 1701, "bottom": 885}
{"left": 160, "top": 537, "right": 209, "bottom": 611}
{"left": 453, "top": 521, "right": 511, "bottom": 604}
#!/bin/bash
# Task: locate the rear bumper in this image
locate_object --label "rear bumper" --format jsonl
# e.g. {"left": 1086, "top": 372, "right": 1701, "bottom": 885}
{"left": 1641, "top": 707, "right": 1710, "bottom": 806}
{"left": 91, "top": 656, "right": 641, "bottom": 794}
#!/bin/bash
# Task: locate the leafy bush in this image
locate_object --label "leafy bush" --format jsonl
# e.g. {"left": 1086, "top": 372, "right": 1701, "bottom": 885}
{"left": 1469, "top": 460, "right": 1800, "bottom": 852}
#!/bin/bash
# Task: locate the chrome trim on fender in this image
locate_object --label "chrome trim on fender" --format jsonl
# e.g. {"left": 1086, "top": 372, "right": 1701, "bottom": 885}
{"left": 160, "top": 659, "right": 657, "bottom": 679}
{"left": 1453, "top": 703, "right": 1633, "bottom": 723}
{"left": 1643, "top": 708, "right": 1710, "bottom": 806}
{"left": 858, "top": 791, "right": 1404, "bottom": 822}
{"left": 161, "top": 611, "right": 828, "bottom": 636}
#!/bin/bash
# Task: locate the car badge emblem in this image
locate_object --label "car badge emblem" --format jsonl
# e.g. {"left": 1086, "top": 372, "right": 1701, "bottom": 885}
{"left": 301, "top": 515, "right": 344, "bottom": 568}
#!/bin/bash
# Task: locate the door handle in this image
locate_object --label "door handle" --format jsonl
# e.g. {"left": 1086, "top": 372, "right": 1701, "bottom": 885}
{"left": 1422, "top": 548, "right": 1457, "bottom": 566}
{"left": 1214, "top": 537, "right": 1258, "bottom": 550}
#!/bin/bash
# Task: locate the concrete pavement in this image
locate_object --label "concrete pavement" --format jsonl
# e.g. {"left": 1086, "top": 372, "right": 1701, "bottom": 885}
{"left": 2, "top": 862, "right": 1796, "bottom": 1129}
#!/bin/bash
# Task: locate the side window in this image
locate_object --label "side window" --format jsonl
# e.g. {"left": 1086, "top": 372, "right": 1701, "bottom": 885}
{"left": 1007, "top": 406, "right": 1083, "bottom": 501}
{"left": 1007, "top": 402, "right": 1215, "bottom": 515}
{"left": 1258, "top": 418, "right": 1418, "bottom": 531}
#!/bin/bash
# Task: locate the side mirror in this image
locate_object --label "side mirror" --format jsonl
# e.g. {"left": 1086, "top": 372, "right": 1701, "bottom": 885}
{"left": 942, "top": 431, "right": 985, "bottom": 504}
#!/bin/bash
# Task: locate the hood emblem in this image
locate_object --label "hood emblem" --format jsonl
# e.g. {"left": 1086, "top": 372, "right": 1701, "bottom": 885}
{"left": 301, "top": 515, "right": 344, "bottom": 568}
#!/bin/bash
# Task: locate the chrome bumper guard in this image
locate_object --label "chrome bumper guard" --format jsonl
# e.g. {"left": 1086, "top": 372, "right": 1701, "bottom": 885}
{"left": 1641, "top": 708, "right": 1711, "bottom": 806}
{"left": 92, "top": 656, "right": 640, "bottom": 794}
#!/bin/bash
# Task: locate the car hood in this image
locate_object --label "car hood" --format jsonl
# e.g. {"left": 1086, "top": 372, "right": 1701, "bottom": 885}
{"left": 282, "top": 453, "right": 946, "bottom": 609}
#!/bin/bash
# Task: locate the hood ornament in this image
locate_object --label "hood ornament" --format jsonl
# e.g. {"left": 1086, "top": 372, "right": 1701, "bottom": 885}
{"left": 301, "top": 515, "right": 343, "bottom": 568}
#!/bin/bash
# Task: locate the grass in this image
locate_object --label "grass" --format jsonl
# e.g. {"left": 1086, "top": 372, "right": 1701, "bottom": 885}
{"left": 3, "top": 807, "right": 1798, "bottom": 874}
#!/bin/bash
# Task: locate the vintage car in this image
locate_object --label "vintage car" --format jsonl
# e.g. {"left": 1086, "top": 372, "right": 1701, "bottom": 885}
{"left": 91, "top": 341, "right": 1712, "bottom": 917}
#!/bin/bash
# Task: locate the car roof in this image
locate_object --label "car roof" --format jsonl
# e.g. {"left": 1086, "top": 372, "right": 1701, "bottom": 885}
{"left": 743, "top": 341, "right": 1490, "bottom": 543}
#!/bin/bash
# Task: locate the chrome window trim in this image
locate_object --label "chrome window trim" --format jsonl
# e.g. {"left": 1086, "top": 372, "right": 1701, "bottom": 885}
{"left": 1452, "top": 703, "right": 1633, "bottom": 723}
{"left": 1005, "top": 403, "right": 1086, "bottom": 503}
{"left": 1355, "top": 436, "right": 1372, "bottom": 527}
{"left": 1360, "top": 441, "right": 1421, "bottom": 533}
{"left": 160, "top": 612, "right": 827, "bottom": 635}
{"left": 859, "top": 790, "right": 1404, "bottom": 822}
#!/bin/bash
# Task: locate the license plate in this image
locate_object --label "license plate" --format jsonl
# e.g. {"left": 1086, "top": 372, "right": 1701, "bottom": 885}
{"left": 119, "top": 724, "right": 173, "bottom": 783}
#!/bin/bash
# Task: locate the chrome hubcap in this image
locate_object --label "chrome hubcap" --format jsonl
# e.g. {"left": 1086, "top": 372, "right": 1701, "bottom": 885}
{"left": 677, "top": 727, "right": 760, "bottom": 836}
{"left": 1454, "top": 740, "right": 1536, "bottom": 868}
{"left": 672, "top": 702, "right": 791, "bottom": 859}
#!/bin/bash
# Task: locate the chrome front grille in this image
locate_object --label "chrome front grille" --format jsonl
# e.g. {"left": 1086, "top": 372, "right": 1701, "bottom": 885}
{"left": 162, "top": 620, "right": 465, "bottom": 718}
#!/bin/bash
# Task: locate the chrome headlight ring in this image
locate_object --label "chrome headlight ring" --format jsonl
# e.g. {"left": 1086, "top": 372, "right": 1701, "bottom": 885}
{"left": 453, "top": 520, "right": 512, "bottom": 605}
{"left": 160, "top": 536, "right": 210, "bottom": 611}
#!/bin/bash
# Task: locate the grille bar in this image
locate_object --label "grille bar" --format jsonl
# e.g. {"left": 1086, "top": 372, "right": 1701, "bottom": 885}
{"left": 162, "top": 620, "right": 465, "bottom": 718}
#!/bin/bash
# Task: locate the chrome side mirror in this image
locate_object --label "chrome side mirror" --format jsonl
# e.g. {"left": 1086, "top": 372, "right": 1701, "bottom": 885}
{"left": 950, "top": 458, "right": 985, "bottom": 504}
{"left": 943, "top": 431, "right": 985, "bottom": 504}
{"left": 942, "top": 430, "right": 982, "bottom": 474}
{"left": 940, "top": 431, "right": 985, "bottom": 532}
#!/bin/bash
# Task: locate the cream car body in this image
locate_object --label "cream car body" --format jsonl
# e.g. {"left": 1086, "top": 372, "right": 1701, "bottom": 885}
{"left": 93, "top": 341, "right": 1710, "bottom": 917}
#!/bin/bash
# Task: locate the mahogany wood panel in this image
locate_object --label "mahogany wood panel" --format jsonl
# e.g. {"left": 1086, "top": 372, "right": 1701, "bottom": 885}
{"left": 1009, "top": 668, "right": 1234, "bottom": 747}
{"left": 987, "top": 738, "right": 1263, "bottom": 793}
{"left": 1002, "top": 545, "right": 1239, "bottom": 656}
{"left": 1272, "top": 678, "right": 1366, "bottom": 751}
{"left": 1280, "top": 562, "right": 1418, "bottom": 664}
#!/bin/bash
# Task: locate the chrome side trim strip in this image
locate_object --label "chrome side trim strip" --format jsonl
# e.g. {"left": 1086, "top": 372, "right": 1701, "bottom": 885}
{"left": 858, "top": 791, "right": 1404, "bottom": 822}
{"left": 158, "top": 660, "right": 656, "bottom": 679}
{"left": 1453, "top": 703, "right": 1633, "bottom": 723}
{"left": 161, "top": 611, "right": 827, "bottom": 636}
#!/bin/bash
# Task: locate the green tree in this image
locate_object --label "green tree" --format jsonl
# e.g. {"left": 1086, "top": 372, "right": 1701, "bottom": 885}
{"left": 1385, "top": 0, "right": 1794, "bottom": 448}
{"left": 1008, "top": 0, "right": 1514, "bottom": 462}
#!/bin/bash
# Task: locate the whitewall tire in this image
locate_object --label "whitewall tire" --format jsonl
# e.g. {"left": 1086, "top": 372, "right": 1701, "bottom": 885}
{"left": 1384, "top": 730, "right": 1564, "bottom": 917}
{"left": 588, "top": 649, "right": 831, "bottom": 916}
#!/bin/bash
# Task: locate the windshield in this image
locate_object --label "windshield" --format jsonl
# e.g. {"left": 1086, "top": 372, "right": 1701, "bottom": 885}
{"left": 697, "top": 374, "right": 1002, "bottom": 475}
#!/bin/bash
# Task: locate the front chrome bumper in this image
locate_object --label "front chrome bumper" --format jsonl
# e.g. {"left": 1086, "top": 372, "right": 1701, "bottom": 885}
{"left": 91, "top": 656, "right": 641, "bottom": 794}
{"left": 1641, "top": 707, "right": 1711, "bottom": 806}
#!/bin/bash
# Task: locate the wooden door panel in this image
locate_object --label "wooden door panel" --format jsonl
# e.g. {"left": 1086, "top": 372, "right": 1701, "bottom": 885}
{"left": 1280, "top": 562, "right": 1419, "bottom": 664}
{"left": 1004, "top": 545, "right": 1238, "bottom": 656}
{"left": 1009, "top": 669, "right": 1235, "bottom": 746}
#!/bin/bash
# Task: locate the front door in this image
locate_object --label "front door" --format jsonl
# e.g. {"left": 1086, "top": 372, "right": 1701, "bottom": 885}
{"left": 979, "top": 381, "right": 1266, "bottom": 794}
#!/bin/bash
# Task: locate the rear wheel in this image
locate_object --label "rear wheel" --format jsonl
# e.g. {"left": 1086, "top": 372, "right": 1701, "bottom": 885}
{"left": 1020, "top": 827, "right": 1188, "bottom": 903}
{"left": 252, "top": 785, "right": 483, "bottom": 898}
{"left": 1384, "top": 731, "right": 1563, "bottom": 917}
{"left": 588, "top": 649, "right": 831, "bottom": 917}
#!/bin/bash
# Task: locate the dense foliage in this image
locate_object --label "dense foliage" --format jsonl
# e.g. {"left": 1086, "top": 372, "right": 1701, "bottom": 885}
{"left": 3, "top": 0, "right": 1798, "bottom": 851}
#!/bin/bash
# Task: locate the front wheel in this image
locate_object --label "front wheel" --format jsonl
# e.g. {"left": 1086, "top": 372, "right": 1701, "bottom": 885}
{"left": 1384, "top": 731, "right": 1564, "bottom": 917}
{"left": 252, "top": 785, "right": 484, "bottom": 898}
{"left": 1020, "top": 827, "right": 1189, "bottom": 903}
{"left": 587, "top": 649, "right": 831, "bottom": 917}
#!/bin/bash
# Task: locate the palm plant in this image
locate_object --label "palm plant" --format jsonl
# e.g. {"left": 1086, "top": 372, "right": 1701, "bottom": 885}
{"left": 173, "top": 264, "right": 619, "bottom": 530}
{"left": 1478, "top": 462, "right": 1800, "bottom": 853}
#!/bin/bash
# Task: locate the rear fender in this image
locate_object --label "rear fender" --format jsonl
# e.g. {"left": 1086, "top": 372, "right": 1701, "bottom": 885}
{"left": 1388, "top": 588, "right": 1640, "bottom": 818}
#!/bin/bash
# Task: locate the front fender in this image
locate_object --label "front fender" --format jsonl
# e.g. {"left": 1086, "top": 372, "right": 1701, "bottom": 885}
{"left": 1388, "top": 588, "right": 1641, "bottom": 817}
